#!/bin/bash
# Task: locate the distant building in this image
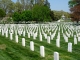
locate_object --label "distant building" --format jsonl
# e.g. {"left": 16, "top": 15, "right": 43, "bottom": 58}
{"left": 61, "top": 14, "right": 65, "bottom": 20}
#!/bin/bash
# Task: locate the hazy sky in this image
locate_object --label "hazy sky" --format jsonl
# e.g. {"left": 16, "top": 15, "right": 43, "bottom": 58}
{"left": 12, "top": 0, "right": 70, "bottom": 12}
{"left": 48, "top": 0, "right": 70, "bottom": 12}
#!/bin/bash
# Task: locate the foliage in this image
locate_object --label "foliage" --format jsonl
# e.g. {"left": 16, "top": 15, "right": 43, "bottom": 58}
{"left": 0, "top": 0, "right": 50, "bottom": 15}
{"left": 32, "top": 5, "right": 51, "bottom": 22}
{"left": 0, "top": 0, "right": 14, "bottom": 14}
{"left": 20, "top": 10, "right": 32, "bottom": 21}
{"left": 0, "top": 8, "right": 6, "bottom": 18}
{"left": 7, "top": 17, "right": 13, "bottom": 22}
{"left": 12, "top": 5, "right": 51, "bottom": 22}
{"left": 68, "top": 0, "right": 77, "bottom": 8}
{"left": 14, "top": 2, "right": 23, "bottom": 13}
{"left": 69, "top": 0, "right": 80, "bottom": 24}
{"left": 0, "top": 0, "right": 51, "bottom": 22}
{"left": 53, "top": 10, "right": 70, "bottom": 21}
{"left": 12, "top": 10, "right": 32, "bottom": 22}
{"left": 12, "top": 5, "right": 70, "bottom": 22}
{"left": 50, "top": 11, "right": 54, "bottom": 21}
{"left": 12, "top": 12, "right": 21, "bottom": 22}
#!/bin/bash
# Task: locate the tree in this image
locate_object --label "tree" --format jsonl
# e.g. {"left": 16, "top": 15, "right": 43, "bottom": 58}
{"left": 44, "top": 0, "right": 50, "bottom": 8}
{"left": 69, "top": 0, "right": 80, "bottom": 25}
{"left": 14, "top": 1, "right": 23, "bottom": 13}
{"left": 32, "top": 5, "right": 51, "bottom": 22}
{"left": 12, "top": 12, "right": 21, "bottom": 22}
{"left": 20, "top": 10, "right": 32, "bottom": 21}
{"left": 12, "top": 0, "right": 52, "bottom": 22}
{"left": 0, "top": 8, "right": 6, "bottom": 18}
{"left": 50, "top": 11, "right": 54, "bottom": 21}
{"left": 12, "top": 10, "right": 32, "bottom": 22}
{"left": 68, "top": 0, "right": 77, "bottom": 8}
{"left": 53, "top": 10, "right": 70, "bottom": 21}
{"left": 0, "top": 0, "right": 14, "bottom": 14}
{"left": 18, "top": 0, "right": 34, "bottom": 10}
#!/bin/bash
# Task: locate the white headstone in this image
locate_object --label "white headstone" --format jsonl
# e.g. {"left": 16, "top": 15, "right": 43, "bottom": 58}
{"left": 5, "top": 31, "right": 8, "bottom": 37}
{"left": 23, "top": 31, "right": 25, "bottom": 37}
{"left": 44, "top": 34, "right": 47, "bottom": 39}
{"left": 78, "top": 37, "right": 80, "bottom": 42}
{"left": 0, "top": 29, "right": 1, "bottom": 32}
{"left": 40, "top": 46, "right": 45, "bottom": 57}
{"left": 15, "top": 35, "right": 18, "bottom": 43}
{"left": 40, "top": 34, "right": 42, "bottom": 41}
{"left": 10, "top": 33, "right": 13, "bottom": 40}
{"left": 54, "top": 52, "right": 59, "bottom": 60}
{"left": 22, "top": 38, "right": 25, "bottom": 46}
{"left": 15, "top": 30, "right": 17, "bottom": 35}
{"left": 2, "top": 29, "right": 4, "bottom": 36}
{"left": 74, "top": 35, "right": 77, "bottom": 45}
{"left": 51, "top": 34, "right": 54, "bottom": 40}
{"left": 35, "top": 32, "right": 37, "bottom": 37}
{"left": 56, "top": 39, "right": 60, "bottom": 47}
{"left": 65, "top": 36, "right": 68, "bottom": 42}
{"left": 33, "top": 33, "right": 36, "bottom": 40}
{"left": 28, "top": 33, "right": 30, "bottom": 38}
{"left": 68, "top": 42, "right": 72, "bottom": 52}
{"left": 78, "top": 34, "right": 80, "bottom": 42}
{"left": 30, "top": 41, "right": 34, "bottom": 51}
{"left": 50, "top": 32, "right": 51, "bottom": 35}
{"left": 57, "top": 32, "right": 60, "bottom": 40}
{"left": 47, "top": 36, "right": 50, "bottom": 44}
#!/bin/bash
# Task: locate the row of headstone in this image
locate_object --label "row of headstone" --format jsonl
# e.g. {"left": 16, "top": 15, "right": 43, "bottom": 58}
{"left": 0, "top": 23, "right": 80, "bottom": 60}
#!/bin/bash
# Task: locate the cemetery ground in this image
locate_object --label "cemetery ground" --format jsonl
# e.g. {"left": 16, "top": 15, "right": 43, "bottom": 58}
{"left": 0, "top": 22, "right": 80, "bottom": 60}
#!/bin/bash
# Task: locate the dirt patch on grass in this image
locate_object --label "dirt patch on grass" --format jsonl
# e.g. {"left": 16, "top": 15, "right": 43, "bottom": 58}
{"left": 0, "top": 44, "right": 6, "bottom": 50}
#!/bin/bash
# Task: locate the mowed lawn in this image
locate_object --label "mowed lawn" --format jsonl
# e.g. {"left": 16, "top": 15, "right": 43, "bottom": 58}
{"left": 0, "top": 35, "right": 44, "bottom": 60}
{"left": 0, "top": 23, "right": 80, "bottom": 60}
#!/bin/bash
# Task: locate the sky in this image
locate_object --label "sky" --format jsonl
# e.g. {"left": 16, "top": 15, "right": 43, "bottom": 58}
{"left": 12, "top": 0, "right": 70, "bottom": 12}
{"left": 48, "top": 0, "right": 70, "bottom": 12}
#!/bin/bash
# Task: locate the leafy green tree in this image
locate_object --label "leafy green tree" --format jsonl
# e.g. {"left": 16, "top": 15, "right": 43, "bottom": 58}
{"left": 32, "top": 5, "right": 51, "bottom": 22}
{"left": 44, "top": 0, "right": 50, "bottom": 8}
{"left": 12, "top": 12, "right": 21, "bottom": 22}
{"left": 68, "top": 0, "right": 77, "bottom": 8}
{"left": 0, "top": 8, "right": 6, "bottom": 18}
{"left": 20, "top": 10, "right": 32, "bottom": 21}
{"left": 50, "top": 11, "right": 54, "bottom": 21}
{"left": 12, "top": 10, "right": 32, "bottom": 22}
{"left": 12, "top": 0, "right": 52, "bottom": 22}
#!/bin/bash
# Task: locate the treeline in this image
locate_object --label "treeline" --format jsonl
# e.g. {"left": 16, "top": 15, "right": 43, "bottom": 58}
{"left": 0, "top": 0, "right": 70, "bottom": 22}
{"left": 12, "top": 5, "right": 51, "bottom": 22}
{"left": 53, "top": 10, "right": 70, "bottom": 21}
{"left": 0, "top": 0, "right": 50, "bottom": 14}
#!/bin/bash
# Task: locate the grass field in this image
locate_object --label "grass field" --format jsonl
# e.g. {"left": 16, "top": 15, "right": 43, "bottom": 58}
{"left": 0, "top": 22, "right": 80, "bottom": 60}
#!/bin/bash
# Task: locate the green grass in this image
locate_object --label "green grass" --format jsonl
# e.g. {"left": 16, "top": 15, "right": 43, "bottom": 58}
{"left": 0, "top": 35, "right": 45, "bottom": 60}
{"left": 0, "top": 23, "right": 80, "bottom": 60}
